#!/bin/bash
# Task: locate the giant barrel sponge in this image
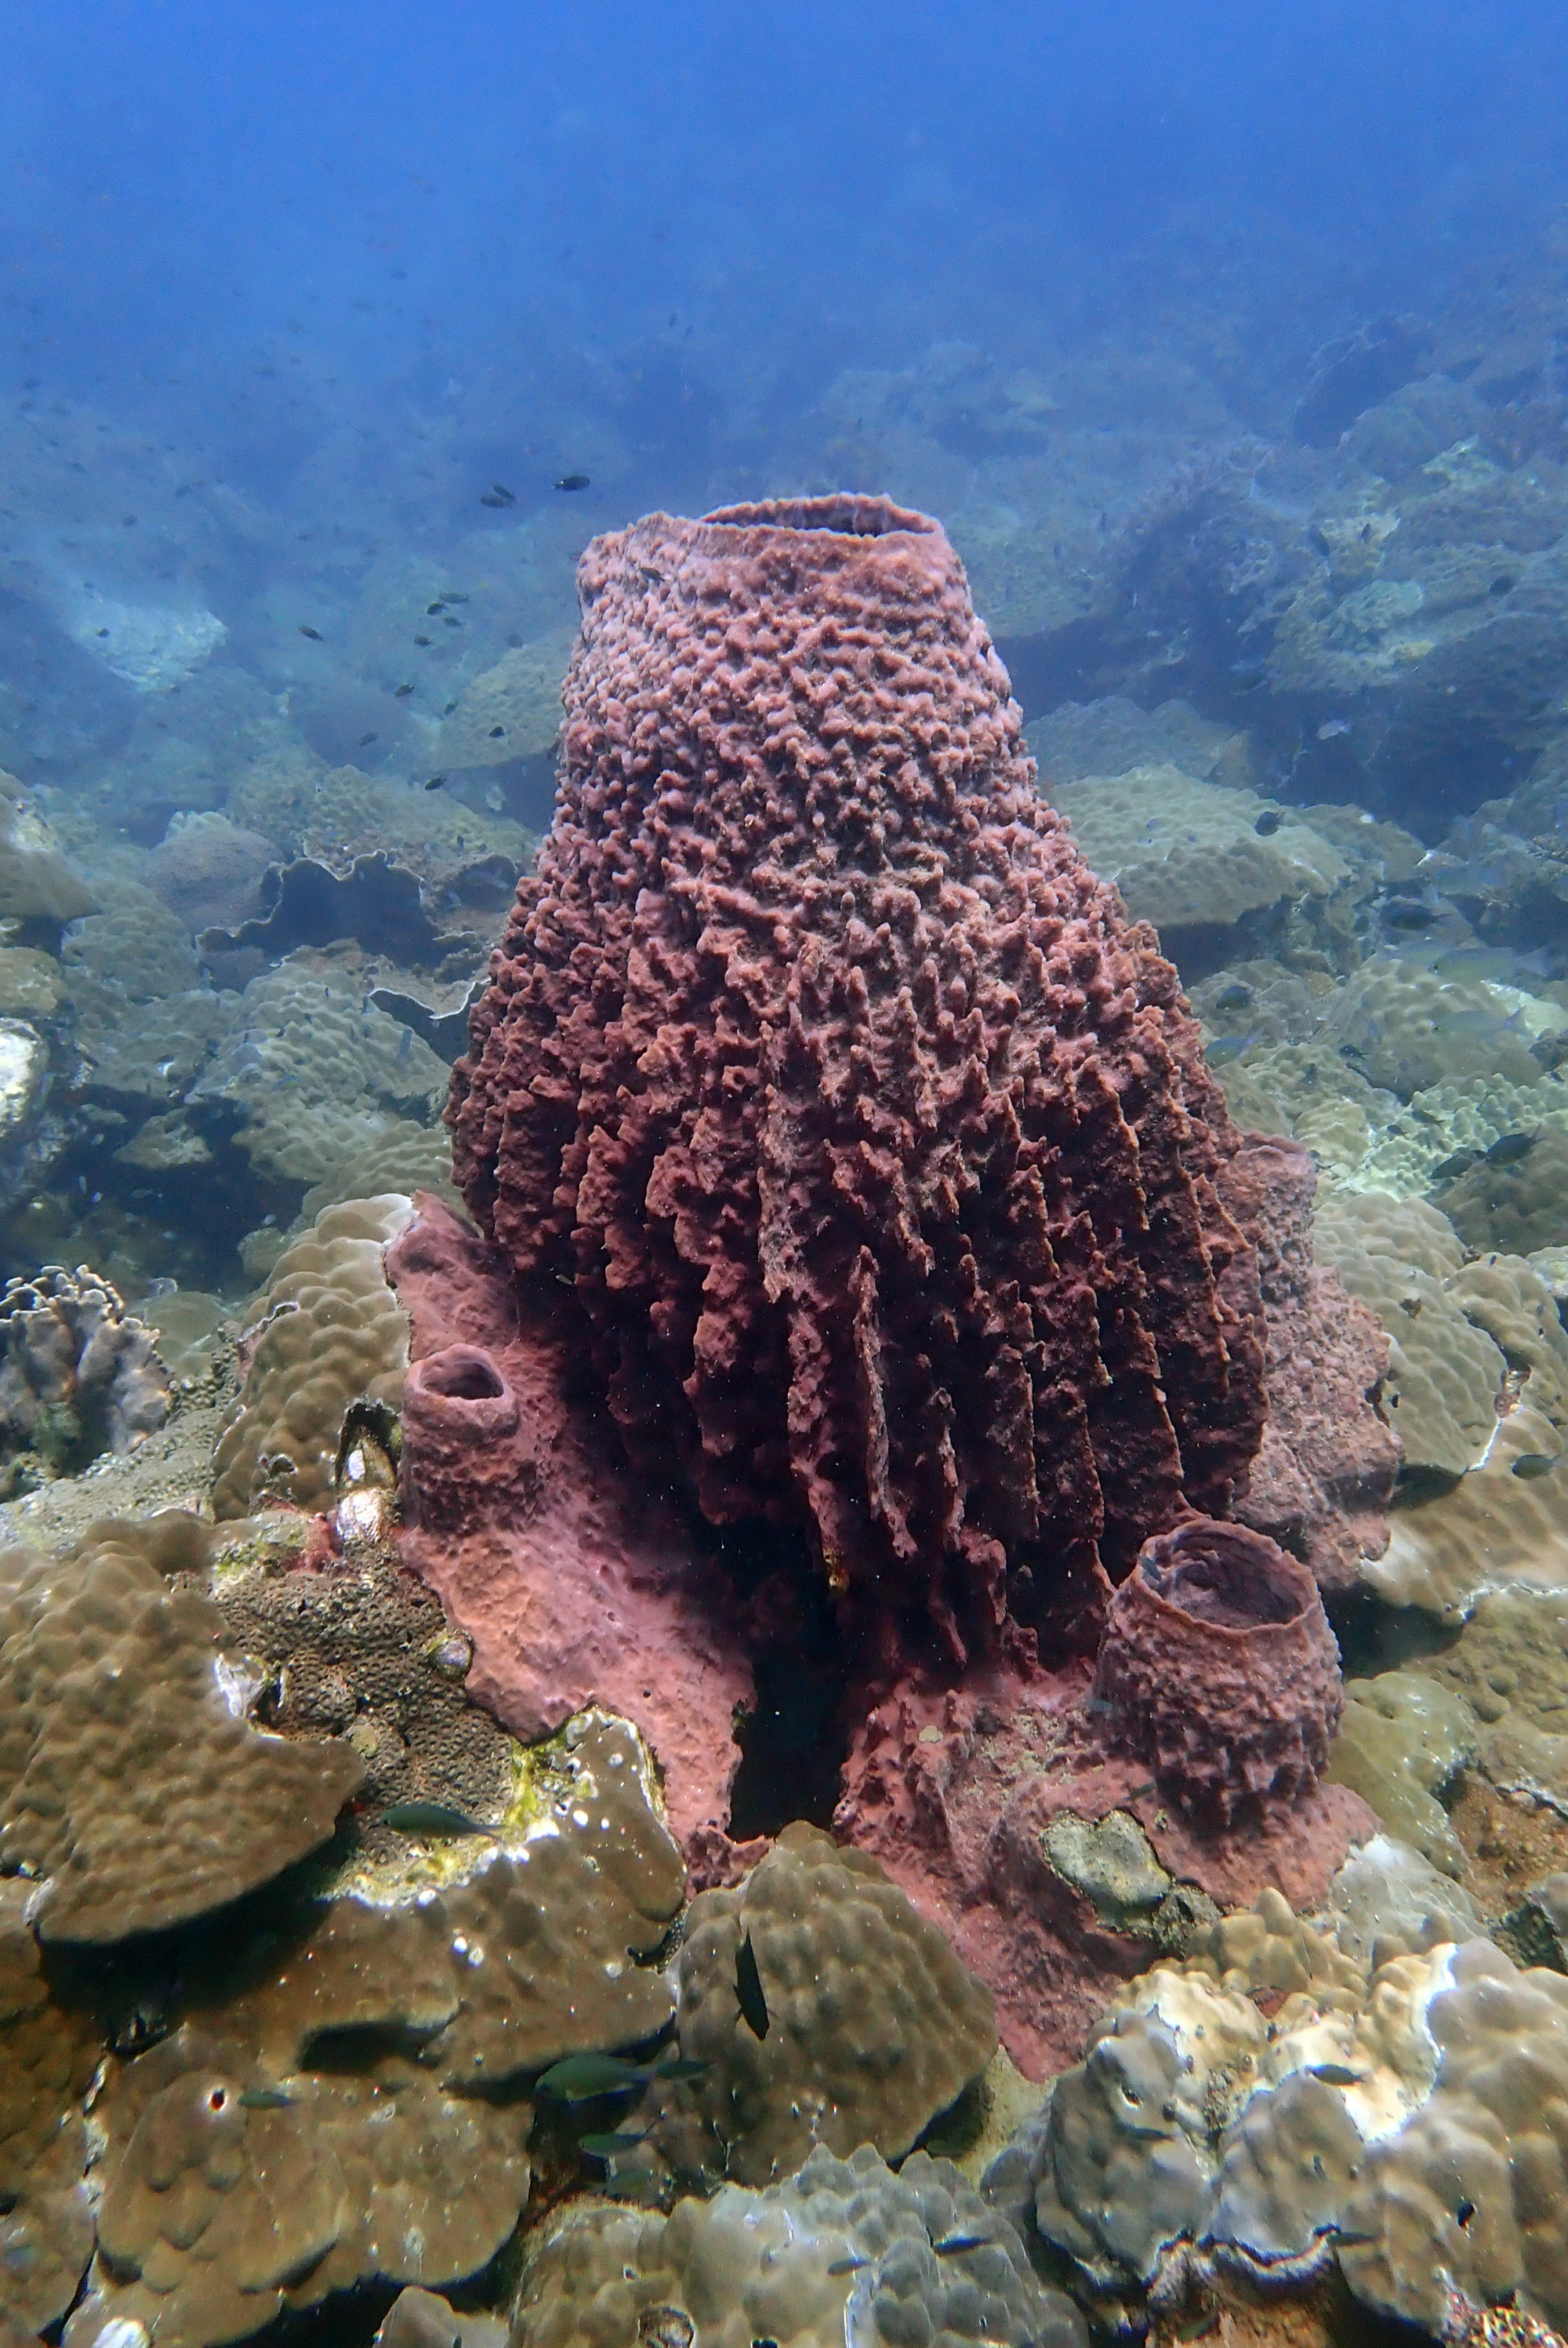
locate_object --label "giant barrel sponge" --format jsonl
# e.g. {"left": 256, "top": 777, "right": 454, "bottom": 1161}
{"left": 449, "top": 496, "right": 1268, "bottom": 1662}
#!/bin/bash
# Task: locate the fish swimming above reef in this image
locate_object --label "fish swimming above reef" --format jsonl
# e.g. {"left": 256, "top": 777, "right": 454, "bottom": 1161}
{"left": 555, "top": 471, "right": 590, "bottom": 490}
{"left": 380, "top": 1798, "right": 489, "bottom": 1835}
{"left": 1378, "top": 894, "right": 1447, "bottom": 931}
{"left": 1485, "top": 1128, "right": 1539, "bottom": 1166}
{"left": 480, "top": 482, "right": 517, "bottom": 507}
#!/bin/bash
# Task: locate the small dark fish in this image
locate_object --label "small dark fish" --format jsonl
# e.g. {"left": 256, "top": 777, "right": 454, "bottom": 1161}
{"left": 600, "top": 2168, "right": 660, "bottom": 2200}
{"left": 413, "top": 634, "right": 433, "bottom": 646}
{"left": 1306, "top": 2063, "right": 1369, "bottom": 2087}
{"left": 1486, "top": 1130, "right": 1538, "bottom": 1168}
{"left": 481, "top": 483, "right": 517, "bottom": 507}
{"left": 555, "top": 472, "right": 590, "bottom": 491}
{"left": 935, "top": 2233, "right": 996, "bottom": 2257}
{"left": 426, "top": 602, "right": 447, "bottom": 614}
{"left": 1431, "top": 1150, "right": 1481, "bottom": 1183}
{"left": 1381, "top": 898, "right": 1444, "bottom": 931}
{"left": 735, "top": 1931, "right": 769, "bottom": 2039}
{"left": 1204, "top": 1034, "right": 1255, "bottom": 1068}
{"left": 1211, "top": 983, "right": 1251, "bottom": 1013}
{"left": 1127, "top": 1781, "right": 1156, "bottom": 1800}
{"left": 380, "top": 1799, "right": 487, "bottom": 1836}
{"left": 1118, "top": 2121, "right": 1175, "bottom": 2142}
{"left": 827, "top": 2257, "right": 873, "bottom": 2277}
{"left": 299, "top": 624, "right": 323, "bottom": 640}
{"left": 1254, "top": 809, "right": 1283, "bottom": 837}
{"left": 425, "top": 776, "right": 446, "bottom": 791}
{"left": 394, "top": 683, "right": 414, "bottom": 698}
{"left": 488, "top": 725, "right": 506, "bottom": 738}
{"left": 358, "top": 732, "right": 377, "bottom": 746}
{"left": 537, "top": 2052, "right": 648, "bottom": 2100}
{"left": 651, "top": 2056, "right": 709, "bottom": 2082}
{"left": 1512, "top": 1453, "right": 1561, "bottom": 1481}
{"left": 240, "top": 2084, "right": 296, "bottom": 2109}
{"left": 579, "top": 2131, "right": 647, "bottom": 2158}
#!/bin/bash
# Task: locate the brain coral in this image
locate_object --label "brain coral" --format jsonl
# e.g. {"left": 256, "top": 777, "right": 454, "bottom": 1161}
{"left": 449, "top": 497, "right": 1268, "bottom": 1655}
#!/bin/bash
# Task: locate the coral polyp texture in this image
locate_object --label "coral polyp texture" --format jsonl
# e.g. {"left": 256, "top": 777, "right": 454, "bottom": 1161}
{"left": 449, "top": 496, "right": 1269, "bottom": 1654}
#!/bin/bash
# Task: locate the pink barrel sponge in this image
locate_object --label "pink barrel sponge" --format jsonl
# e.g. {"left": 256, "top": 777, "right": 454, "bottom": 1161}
{"left": 448, "top": 496, "right": 1269, "bottom": 1662}
{"left": 1094, "top": 1516, "right": 1344, "bottom": 1823}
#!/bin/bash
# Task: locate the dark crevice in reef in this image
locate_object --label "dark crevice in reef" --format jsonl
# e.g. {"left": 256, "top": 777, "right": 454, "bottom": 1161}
{"left": 708, "top": 1519, "right": 854, "bottom": 1842}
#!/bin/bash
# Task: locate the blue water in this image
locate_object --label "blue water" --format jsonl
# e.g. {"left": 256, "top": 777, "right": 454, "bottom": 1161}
{"left": 6, "top": 2, "right": 1563, "bottom": 525}
{"left": 3, "top": 0, "right": 1568, "bottom": 1288}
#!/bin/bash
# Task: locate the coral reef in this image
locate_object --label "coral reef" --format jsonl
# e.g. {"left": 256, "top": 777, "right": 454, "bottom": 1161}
{"left": 0, "top": 1878, "right": 99, "bottom": 2335}
{"left": 211, "top": 1193, "right": 414, "bottom": 1520}
{"left": 448, "top": 495, "right": 1278, "bottom": 1659}
{"left": 1438, "top": 1128, "right": 1568, "bottom": 1255}
{"left": 0, "top": 1513, "right": 363, "bottom": 1939}
{"left": 1048, "top": 764, "right": 1348, "bottom": 942}
{"left": 1218, "top": 1137, "right": 1397, "bottom": 1592}
{"left": 643, "top": 1823, "right": 995, "bottom": 2186}
{"left": 0, "top": 1265, "right": 170, "bottom": 1487}
{"left": 514, "top": 2143, "right": 1086, "bottom": 2348}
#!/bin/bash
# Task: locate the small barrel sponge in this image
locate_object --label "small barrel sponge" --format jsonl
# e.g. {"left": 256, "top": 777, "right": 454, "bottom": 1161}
{"left": 212, "top": 1194, "right": 415, "bottom": 1519}
{"left": 662, "top": 1822, "right": 996, "bottom": 2186}
{"left": 512, "top": 2143, "right": 1086, "bottom": 2348}
{"left": 0, "top": 1515, "right": 363, "bottom": 1941}
{"left": 0, "top": 1879, "right": 98, "bottom": 2335}
{"left": 1336, "top": 1940, "right": 1568, "bottom": 2334}
{"left": 449, "top": 495, "right": 1270, "bottom": 1651}
{"left": 1093, "top": 1518, "right": 1343, "bottom": 1823}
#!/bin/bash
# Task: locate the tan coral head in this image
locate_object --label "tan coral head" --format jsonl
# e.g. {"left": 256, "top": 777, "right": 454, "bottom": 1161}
{"left": 1094, "top": 1517, "right": 1344, "bottom": 1826}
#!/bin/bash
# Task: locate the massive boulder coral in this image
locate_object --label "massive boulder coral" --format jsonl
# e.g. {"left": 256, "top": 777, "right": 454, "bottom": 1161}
{"left": 514, "top": 2143, "right": 1085, "bottom": 2348}
{"left": 0, "top": 1514, "right": 363, "bottom": 1939}
{"left": 645, "top": 1822, "right": 995, "bottom": 2186}
{"left": 211, "top": 1194, "right": 414, "bottom": 1520}
{"left": 449, "top": 495, "right": 1272, "bottom": 1656}
{"left": 0, "top": 1879, "right": 99, "bottom": 2335}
